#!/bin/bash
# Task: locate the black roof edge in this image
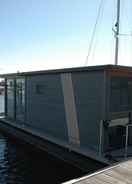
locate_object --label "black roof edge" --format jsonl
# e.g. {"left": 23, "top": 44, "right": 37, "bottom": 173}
{"left": 0, "top": 64, "right": 132, "bottom": 78}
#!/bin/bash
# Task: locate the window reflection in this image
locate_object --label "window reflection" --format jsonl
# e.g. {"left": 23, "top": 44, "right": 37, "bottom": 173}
{"left": 7, "top": 79, "right": 15, "bottom": 119}
{"left": 16, "top": 78, "right": 25, "bottom": 122}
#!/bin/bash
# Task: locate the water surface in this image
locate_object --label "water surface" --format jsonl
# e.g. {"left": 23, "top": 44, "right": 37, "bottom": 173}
{"left": 0, "top": 135, "right": 85, "bottom": 184}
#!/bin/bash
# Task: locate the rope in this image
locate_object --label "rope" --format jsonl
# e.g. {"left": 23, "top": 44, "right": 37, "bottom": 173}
{"left": 84, "top": 0, "right": 105, "bottom": 66}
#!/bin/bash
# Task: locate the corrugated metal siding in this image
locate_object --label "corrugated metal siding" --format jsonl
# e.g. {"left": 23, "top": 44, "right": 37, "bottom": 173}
{"left": 72, "top": 71, "right": 104, "bottom": 152}
{"left": 26, "top": 74, "right": 68, "bottom": 142}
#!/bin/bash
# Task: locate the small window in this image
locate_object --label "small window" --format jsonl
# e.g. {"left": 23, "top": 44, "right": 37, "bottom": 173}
{"left": 36, "top": 84, "right": 45, "bottom": 95}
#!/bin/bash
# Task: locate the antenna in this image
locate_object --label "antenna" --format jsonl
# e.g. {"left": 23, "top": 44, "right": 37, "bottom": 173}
{"left": 114, "top": 0, "right": 121, "bottom": 65}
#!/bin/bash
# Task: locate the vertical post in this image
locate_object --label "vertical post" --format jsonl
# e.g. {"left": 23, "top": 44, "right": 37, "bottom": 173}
{"left": 24, "top": 77, "right": 26, "bottom": 122}
{"left": 115, "top": 0, "right": 121, "bottom": 65}
{"left": 14, "top": 79, "right": 16, "bottom": 120}
{"left": 4, "top": 78, "right": 7, "bottom": 117}
{"left": 99, "top": 120, "right": 103, "bottom": 156}
{"left": 125, "top": 125, "right": 129, "bottom": 158}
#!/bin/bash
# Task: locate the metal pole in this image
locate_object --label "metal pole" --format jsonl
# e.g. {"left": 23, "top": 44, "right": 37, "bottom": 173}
{"left": 115, "top": 0, "right": 121, "bottom": 65}
{"left": 125, "top": 125, "right": 129, "bottom": 158}
{"left": 4, "top": 78, "right": 7, "bottom": 117}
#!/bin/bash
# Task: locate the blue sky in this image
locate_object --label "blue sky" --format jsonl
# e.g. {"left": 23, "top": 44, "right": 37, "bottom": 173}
{"left": 0, "top": 0, "right": 131, "bottom": 73}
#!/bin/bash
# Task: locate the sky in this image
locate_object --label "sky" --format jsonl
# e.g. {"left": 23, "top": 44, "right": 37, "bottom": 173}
{"left": 0, "top": 0, "right": 132, "bottom": 73}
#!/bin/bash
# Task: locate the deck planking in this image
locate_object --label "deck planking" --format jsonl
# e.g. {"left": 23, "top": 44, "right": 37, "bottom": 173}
{"left": 64, "top": 160, "right": 132, "bottom": 184}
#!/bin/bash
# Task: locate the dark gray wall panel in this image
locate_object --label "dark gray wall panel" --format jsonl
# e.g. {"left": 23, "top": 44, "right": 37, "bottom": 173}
{"left": 110, "top": 76, "right": 132, "bottom": 113}
{"left": 26, "top": 74, "right": 68, "bottom": 142}
{"left": 72, "top": 71, "right": 104, "bottom": 151}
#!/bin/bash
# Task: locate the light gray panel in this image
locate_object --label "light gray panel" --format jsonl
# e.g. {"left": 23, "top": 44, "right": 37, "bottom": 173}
{"left": 72, "top": 71, "right": 104, "bottom": 151}
{"left": 61, "top": 73, "right": 80, "bottom": 146}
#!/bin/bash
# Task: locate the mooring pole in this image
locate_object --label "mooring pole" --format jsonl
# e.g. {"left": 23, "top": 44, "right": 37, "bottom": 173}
{"left": 115, "top": 0, "right": 121, "bottom": 65}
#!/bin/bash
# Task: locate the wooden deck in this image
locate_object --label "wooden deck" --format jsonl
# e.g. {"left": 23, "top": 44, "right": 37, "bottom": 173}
{"left": 64, "top": 159, "right": 132, "bottom": 184}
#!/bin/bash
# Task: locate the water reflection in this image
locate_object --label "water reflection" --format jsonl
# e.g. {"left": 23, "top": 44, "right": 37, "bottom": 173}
{"left": 0, "top": 133, "right": 85, "bottom": 184}
{"left": 0, "top": 135, "right": 8, "bottom": 184}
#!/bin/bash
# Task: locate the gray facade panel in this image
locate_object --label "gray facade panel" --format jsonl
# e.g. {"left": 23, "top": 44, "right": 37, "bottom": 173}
{"left": 110, "top": 76, "right": 132, "bottom": 113}
{"left": 72, "top": 71, "right": 104, "bottom": 151}
{"left": 26, "top": 74, "right": 68, "bottom": 142}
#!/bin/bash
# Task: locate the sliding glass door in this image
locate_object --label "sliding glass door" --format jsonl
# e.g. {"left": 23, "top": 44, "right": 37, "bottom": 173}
{"left": 7, "top": 79, "right": 15, "bottom": 119}
{"left": 6, "top": 78, "right": 25, "bottom": 122}
{"left": 16, "top": 78, "right": 25, "bottom": 122}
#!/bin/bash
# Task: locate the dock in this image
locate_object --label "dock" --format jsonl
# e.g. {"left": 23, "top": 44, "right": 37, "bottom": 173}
{"left": 64, "top": 159, "right": 132, "bottom": 184}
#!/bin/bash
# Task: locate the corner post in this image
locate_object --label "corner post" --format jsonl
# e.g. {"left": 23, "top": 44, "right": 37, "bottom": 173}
{"left": 99, "top": 120, "right": 103, "bottom": 156}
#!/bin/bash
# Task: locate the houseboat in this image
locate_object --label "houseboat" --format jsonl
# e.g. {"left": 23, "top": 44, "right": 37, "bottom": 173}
{"left": 0, "top": 64, "right": 132, "bottom": 168}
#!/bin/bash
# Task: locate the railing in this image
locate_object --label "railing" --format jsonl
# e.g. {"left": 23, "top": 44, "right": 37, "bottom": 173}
{"left": 124, "top": 124, "right": 132, "bottom": 158}
{"left": 99, "top": 119, "right": 132, "bottom": 160}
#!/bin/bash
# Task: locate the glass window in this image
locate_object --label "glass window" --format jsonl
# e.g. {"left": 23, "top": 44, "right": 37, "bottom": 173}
{"left": 0, "top": 78, "right": 5, "bottom": 116}
{"left": 36, "top": 84, "right": 45, "bottom": 94}
{"left": 16, "top": 78, "right": 25, "bottom": 122}
{"left": 7, "top": 79, "right": 15, "bottom": 119}
{"left": 110, "top": 77, "right": 132, "bottom": 112}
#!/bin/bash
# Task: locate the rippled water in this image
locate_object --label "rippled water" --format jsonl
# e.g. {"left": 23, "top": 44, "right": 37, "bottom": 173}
{"left": 0, "top": 135, "right": 85, "bottom": 184}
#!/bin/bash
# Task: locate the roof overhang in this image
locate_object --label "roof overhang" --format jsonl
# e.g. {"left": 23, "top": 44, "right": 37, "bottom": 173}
{"left": 1, "top": 64, "right": 132, "bottom": 78}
